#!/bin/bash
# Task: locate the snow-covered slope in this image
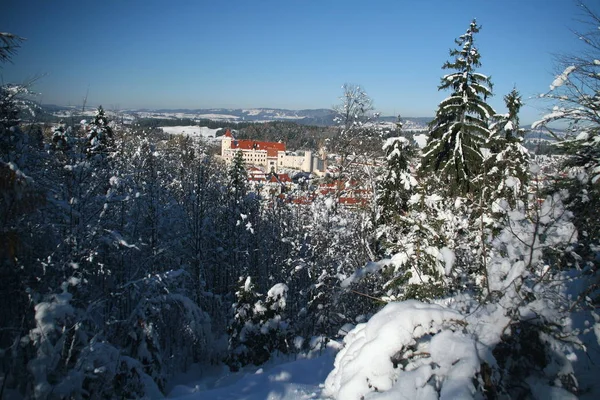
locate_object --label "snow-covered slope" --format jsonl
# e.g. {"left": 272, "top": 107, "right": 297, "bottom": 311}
{"left": 168, "top": 346, "right": 338, "bottom": 400}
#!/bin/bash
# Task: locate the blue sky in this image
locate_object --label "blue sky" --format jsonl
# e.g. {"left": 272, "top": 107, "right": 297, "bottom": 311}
{"left": 1, "top": 0, "right": 595, "bottom": 124}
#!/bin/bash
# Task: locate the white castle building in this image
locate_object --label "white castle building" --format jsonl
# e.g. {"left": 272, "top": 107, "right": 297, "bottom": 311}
{"left": 220, "top": 129, "right": 326, "bottom": 175}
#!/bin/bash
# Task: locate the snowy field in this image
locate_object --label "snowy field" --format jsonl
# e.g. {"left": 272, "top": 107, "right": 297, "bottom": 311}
{"left": 160, "top": 126, "right": 222, "bottom": 140}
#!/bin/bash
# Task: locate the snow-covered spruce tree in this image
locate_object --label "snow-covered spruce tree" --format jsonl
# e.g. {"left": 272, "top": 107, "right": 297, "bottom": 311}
{"left": 0, "top": 39, "right": 52, "bottom": 398}
{"left": 228, "top": 149, "right": 248, "bottom": 202}
{"left": 0, "top": 33, "right": 34, "bottom": 167}
{"left": 346, "top": 186, "right": 472, "bottom": 302}
{"left": 375, "top": 132, "right": 417, "bottom": 255}
{"left": 0, "top": 83, "right": 38, "bottom": 167}
{"left": 420, "top": 19, "right": 495, "bottom": 197}
{"left": 227, "top": 278, "right": 291, "bottom": 371}
{"left": 83, "top": 105, "right": 114, "bottom": 158}
{"left": 485, "top": 88, "right": 530, "bottom": 208}
{"left": 257, "top": 283, "right": 292, "bottom": 358}
{"left": 227, "top": 277, "right": 261, "bottom": 371}
{"left": 219, "top": 148, "right": 255, "bottom": 288}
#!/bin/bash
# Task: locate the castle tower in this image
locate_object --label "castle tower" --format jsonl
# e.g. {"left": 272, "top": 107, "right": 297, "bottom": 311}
{"left": 319, "top": 143, "right": 328, "bottom": 175}
{"left": 221, "top": 129, "right": 234, "bottom": 158}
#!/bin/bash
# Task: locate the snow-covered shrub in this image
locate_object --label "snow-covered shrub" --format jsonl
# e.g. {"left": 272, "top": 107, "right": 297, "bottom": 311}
{"left": 22, "top": 277, "right": 173, "bottom": 399}
{"left": 481, "top": 192, "right": 580, "bottom": 397}
{"left": 111, "top": 269, "right": 213, "bottom": 389}
{"left": 51, "top": 122, "right": 71, "bottom": 151}
{"left": 323, "top": 301, "right": 485, "bottom": 400}
{"left": 76, "top": 339, "right": 163, "bottom": 399}
{"left": 227, "top": 278, "right": 292, "bottom": 370}
{"left": 26, "top": 282, "right": 80, "bottom": 399}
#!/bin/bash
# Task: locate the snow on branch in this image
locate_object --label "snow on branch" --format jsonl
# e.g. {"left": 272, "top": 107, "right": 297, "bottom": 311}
{"left": 550, "top": 66, "right": 576, "bottom": 90}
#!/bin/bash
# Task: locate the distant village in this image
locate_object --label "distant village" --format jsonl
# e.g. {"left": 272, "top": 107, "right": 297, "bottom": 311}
{"left": 217, "top": 129, "right": 370, "bottom": 207}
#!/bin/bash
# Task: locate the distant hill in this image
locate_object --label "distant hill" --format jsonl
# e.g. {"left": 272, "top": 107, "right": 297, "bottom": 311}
{"left": 41, "top": 105, "right": 432, "bottom": 129}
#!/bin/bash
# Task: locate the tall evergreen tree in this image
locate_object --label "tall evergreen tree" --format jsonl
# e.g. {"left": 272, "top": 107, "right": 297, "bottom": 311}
{"left": 375, "top": 130, "right": 417, "bottom": 256}
{"left": 376, "top": 136, "right": 415, "bottom": 225}
{"left": 485, "top": 88, "right": 530, "bottom": 207}
{"left": 420, "top": 20, "right": 495, "bottom": 196}
{"left": 228, "top": 150, "right": 248, "bottom": 203}
{"left": 84, "top": 106, "right": 114, "bottom": 158}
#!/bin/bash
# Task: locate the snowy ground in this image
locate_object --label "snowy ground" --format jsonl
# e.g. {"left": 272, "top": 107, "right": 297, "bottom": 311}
{"left": 167, "top": 345, "right": 338, "bottom": 400}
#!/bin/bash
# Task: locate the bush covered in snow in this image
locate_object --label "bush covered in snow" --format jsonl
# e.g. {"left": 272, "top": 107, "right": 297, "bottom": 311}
{"left": 323, "top": 301, "right": 482, "bottom": 400}
{"left": 227, "top": 278, "right": 293, "bottom": 371}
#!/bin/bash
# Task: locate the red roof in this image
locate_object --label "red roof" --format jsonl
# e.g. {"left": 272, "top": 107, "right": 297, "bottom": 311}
{"left": 224, "top": 129, "right": 234, "bottom": 138}
{"left": 278, "top": 173, "right": 291, "bottom": 183}
{"left": 268, "top": 173, "right": 292, "bottom": 184}
{"left": 231, "top": 139, "right": 285, "bottom": 157}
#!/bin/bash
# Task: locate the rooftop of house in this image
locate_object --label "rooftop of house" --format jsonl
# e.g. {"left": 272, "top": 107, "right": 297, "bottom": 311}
{"left": 248, "top": 172, "right": 292, "bottom": 184}
{"left": 269, "top": 173, "right": 292, "bottom": 184}
{"left": 223, "top": 129, "right": 286, "bottom": 157}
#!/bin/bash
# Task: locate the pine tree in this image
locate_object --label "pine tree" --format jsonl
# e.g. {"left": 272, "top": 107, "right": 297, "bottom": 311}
{"left": 226, "top": 277, "right": 263, "bottom": 370}
{"left": 420, "top": 20, "right": 495, "bottom": 197}
{"left": 0, "top": 32, "right": 24, "bottom": 63}
{"left": 84, "top": 106, "right": 114, "bottom": 157}
{"left": 374, "top": 128, "right": 418, "bottom": 258}
{"left": 485, "top": 89, "right": 530, "bottom": 207}
{"left": 376, "top": 136, "right": 416, "bottom": 227}
{"left": 228, "top": 150, "right": 248, "bottom": 203}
